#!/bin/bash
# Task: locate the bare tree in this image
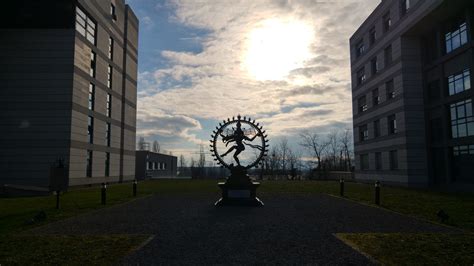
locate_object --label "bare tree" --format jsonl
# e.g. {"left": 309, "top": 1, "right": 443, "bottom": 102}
{"left": 278, "top": 137, "right": 290, "bottom": 175}
{"left": 268, "top": 146, "right": 280, "bottom": 180}
{"left": 197, "top": 145, "right": 206, "bottom": 178}
{"left": 326, "top": 130, "right": 340, "bottom": 169}
{"left": 138, "top": 137, "right": 147, "bottom": 150}
{"left": 340, "top": 128, "right": 353, "bottom": 171}
{"left": 179, "top": 154, "right": 187, "bottom": 168}
{"left": 152, "top": 140, "right": 160, "bottom": 153}
{"left": 287, "top": 148, "right": 301, "bottom": 180}
{"left": 299, "top": 131, "right": 328, "bottom": 173}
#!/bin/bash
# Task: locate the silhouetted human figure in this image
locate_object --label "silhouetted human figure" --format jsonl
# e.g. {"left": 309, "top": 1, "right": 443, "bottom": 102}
{"left": 220, "top": 120, "right": 260, "bottom": 166}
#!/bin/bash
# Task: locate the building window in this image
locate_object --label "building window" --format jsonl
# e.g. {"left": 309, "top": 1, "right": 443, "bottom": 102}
{"left": 386, "top": 80, "right": 395, "bottom": 99}
{"left": 374, "top": 119, "right": 381, "bottom": 138}
{"left": 356, "top": 40, "right": 365, "bottom": 57}
{"left": 153, "top": 162, "right": 158, "bottom": 170}
{"left": 107, "top": 65, "right": 113, "bottom": 89}
{"left": 88, "top": 83, "right": 95, "bottom": 110}
{"left": 360, "top": 125, "right": 368, "bottom": 141}
{"left": 358, "top": 96, "right": 368, "bottom": 113}
{"left": 163, "top": 163, "right": 167, "bottom": 170}
{"left": 371, "top": 57, "right": 379, "bottom": 75}
{"left": 106, "top": 94, "right": 112, "bottom": 117}
{"left": 389, "top": 150, "right": 398, "bottom": 170}
{"left": 360, "top": 154, "right": 369, "bottom": 170}
{"left": 450, "top": 99, "right": 474, "bottom": 138}
{"left": 111, "top": 3, "right": 117, "bottom": 21}
{"left": 357, "top": 68, "right": 366, "bottom": 85}
{"left": 105, "top": 152, "right": 110, "bottom": 177}
{"left": 375, "top": 152, "right": 382, "bottom": 170}
{"left": 90, "top": 51, "right": 96, "bottom": 77}
{"left": 75, "top": 7, "right": 96, "bottom": 45}
{"left": 86, "top": 150, "right": 93, "bottom": 177}
{"left": 147, "top": 161, "right": 153, "bottom": 170}
{"left": 448, "top": 69, "right": 471, "bottom": 96}
{"left": 106, "top": 123, "right": 111, "bottom": 147}
{"left": 428, "top": 80, "right": 440, "bottom": 101}
{"left": 383, "top": 12, "right": 391, "bottom": 32}
{"left": 445, "top": 22, "right": 468, "bottom": 53}
{"left": 388, "top": 114, "right": 397, "bottom": 134}
{"left": 369, "top": 27, "right": 377, "bottom": 45}
{"left": 453, "top": 145, "right": 474, "bottom": 156}
{"left": 384, "top": 45, "right": 392, "bottom": 66}
{"left": 372, "top": 88, "right": 380, "bottom": 106}
{"left": 108, "top": 37, "right": 114, "bottom": 60}
{"left": 88, "top": 116, "right": 94, "bottom": 144}
{"left": 401, "top": 0, "right": 410, "bottom": 16}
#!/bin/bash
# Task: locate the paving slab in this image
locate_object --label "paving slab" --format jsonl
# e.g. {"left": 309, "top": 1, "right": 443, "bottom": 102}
{"left": 32, "top": 193, "right": 454, "bottom": 265}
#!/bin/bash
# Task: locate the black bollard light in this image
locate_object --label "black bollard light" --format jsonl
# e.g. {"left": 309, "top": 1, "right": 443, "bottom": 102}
{"left": 340, "top": 178, "right": 345, "bottom": 197}
{"left": 375, "top": 180, "right": 380, "bottom": 205}
{"left": 56, "top": 190, "right": 60, "bottom": 209}
{"left": 101, "top": 182, "right": 107, "bottom": 205}
{"left": 133, "top": 179, "right": 137, "bottom": 197}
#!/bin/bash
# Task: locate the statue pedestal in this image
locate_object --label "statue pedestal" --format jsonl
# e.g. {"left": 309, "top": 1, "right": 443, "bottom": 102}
{"left": 215, "top": 166, "right": 264, "bottom": 207}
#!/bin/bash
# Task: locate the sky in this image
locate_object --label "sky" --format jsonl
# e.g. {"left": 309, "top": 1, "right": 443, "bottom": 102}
{"left": 126, "top": 0, "right": 380, "bottom": 163}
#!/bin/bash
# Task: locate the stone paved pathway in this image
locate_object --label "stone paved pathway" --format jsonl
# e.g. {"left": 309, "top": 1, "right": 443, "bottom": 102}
{"left": 33, "top": 193, "right": 454, "bottom": 265}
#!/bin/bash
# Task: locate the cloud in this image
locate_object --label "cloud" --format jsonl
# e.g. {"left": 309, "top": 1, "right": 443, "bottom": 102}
{"left": 136, "top": 108, "right": 202, "bottom": 145}
{"left": 135, "top": 0, "right": 380, "bottom": 158}
{"left": 141, "top": 16, "right": 154, "bottom": 30}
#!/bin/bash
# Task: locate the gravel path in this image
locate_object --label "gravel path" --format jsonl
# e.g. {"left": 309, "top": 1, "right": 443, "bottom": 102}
{"left": 32, "top": 193, "right": 454, "bottom": 265}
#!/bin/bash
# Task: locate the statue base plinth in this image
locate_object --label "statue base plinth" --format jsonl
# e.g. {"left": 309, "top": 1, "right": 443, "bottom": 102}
{"left": 215, "top": 166, "right": 264, "bottom": 207}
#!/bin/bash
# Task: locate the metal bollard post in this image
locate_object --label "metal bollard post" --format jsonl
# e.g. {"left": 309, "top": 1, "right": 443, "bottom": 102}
{"left": 340, "top": 178, "right": 344, "bottom": 197}
{"left": 375, "top": 180, "right": 380, "bottom": 205}
{"left": 101, "top": 183, "right": 107, "bottom": 205}
{"left": 56, "top": 190, "right": 60, "bottom": 209}
{"left": 133, "top": 179, "right": 137, "bottom": 197}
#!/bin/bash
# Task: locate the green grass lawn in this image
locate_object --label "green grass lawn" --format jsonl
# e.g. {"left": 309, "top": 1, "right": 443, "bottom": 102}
{"left": 1, "top": 179, "right": 474, "bottom": 234}
{"left": 1, "top": 179, "right": 473, "bottom": 265}
{"left": 337, "top": 233, "right": 474, "bottom": 265}
{"left": 0, "top": 234, "right": 149, "bottom": 265}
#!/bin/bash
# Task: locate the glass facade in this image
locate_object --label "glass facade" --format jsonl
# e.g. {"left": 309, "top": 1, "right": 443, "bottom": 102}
{"left": 86, "top": 150, "right": 93, "bottom": 177}
{"left": 90, "top": 52, "right": 96, "bottom": 77}
{"left": 106, "top": 122, "right": 111, "bottom": 147}
{"left": 445, "top": 22, "right": 468, "bottom": 53}
{"left": 107, "top": 65, "right": 113, "bottom": 89}
{"left": 88, "top": 116, "right": 94, "bottom": 144}
{"left": 105, "top": 152, "right": 110, "bottom": 177}
{"left": 450, "top": 99, "right": 474, "bottom": 138}
{"left": 360, "top": 154, "right": 369, "bottom": 170}
{"left": 106, "top": 94, "right": 112, "bottom": 117}
{"left": 448, "top": 69, "right": 471, "bottom": 96}
{"left": 108, "top": 37, "right": 114, "bottom": 60}
{"left": 389, "top": 150, "right": 398, "bottom": 170}
{"left": 88, "top": 83, "right": 94, "bottom": 110}
{"left": 75, "top": 7, "right": 96, "bottom": 45}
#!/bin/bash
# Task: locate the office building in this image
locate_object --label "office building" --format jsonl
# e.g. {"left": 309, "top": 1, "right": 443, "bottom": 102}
{"left": 0, "top": 0, "right": 138, "bottom": 188}
{"left": 350, "top": 0, "right": 473, "bottom": 186}
{"left": 135, "top": 151, "right": 178, "bottom": 180}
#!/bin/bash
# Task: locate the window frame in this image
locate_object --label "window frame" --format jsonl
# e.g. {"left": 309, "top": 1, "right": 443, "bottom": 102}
{"left": 75, "top": 6, "right": 97, "bottom": 45}
{"left": 445, "top": 21, "right": 468, "bottom": 54}
{"left": 388, "top": 114, "right": 397, "bottom": 134}
{"left": 105, "top": 152, "right": 110, "bottom": 177}
{"left": 86, "top": 150, "right": 93, "bottom": 177}
{"left": 88, "top": 83, "right": 95, "bottom": 110}
{"left": 106, "top": 94, "right": 112, "bottom": 118}
{"left": 448, "top": 69, "right": 471, "bottom": 96}
{"left": 106, "top": 122, "right": 111, "bottom": 147}
{"left": 88, "top": 116, "right": 94, "bottom": 144}
{"left": 450, "top": 99, "right": 474, "bottom": 138}
{"left": 389, "top": 150, "right": 398, "bottom": 170}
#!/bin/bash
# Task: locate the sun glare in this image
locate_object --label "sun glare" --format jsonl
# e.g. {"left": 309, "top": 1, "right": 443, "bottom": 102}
{"left": 243, "top": 19, "right": 314, "bottom": 81}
